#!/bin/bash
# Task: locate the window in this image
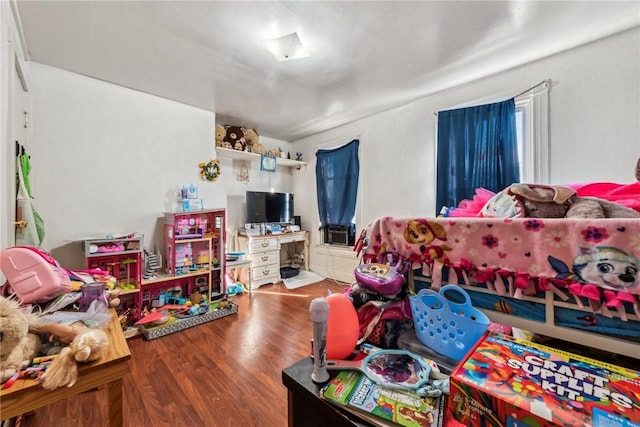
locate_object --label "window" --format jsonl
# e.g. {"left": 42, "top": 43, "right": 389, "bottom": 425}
{"left": 316, "top": 140, "right": 359, "bottom": 247}
{"left": 435, "top": 80, "right": 550, "bottom": 214}
{"left": 436, "top": 100, "right": 519, "bottom": 212}
{"left": 515, "top": 81, "right": 550, "bottom": 183}
{"left": 323, "top": 224, "right": 356, "bottom": 246}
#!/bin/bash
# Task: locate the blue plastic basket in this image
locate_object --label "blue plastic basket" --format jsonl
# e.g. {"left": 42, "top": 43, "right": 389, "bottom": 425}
{"left": 409, "top": 285, "right": 490, "bottom": 362}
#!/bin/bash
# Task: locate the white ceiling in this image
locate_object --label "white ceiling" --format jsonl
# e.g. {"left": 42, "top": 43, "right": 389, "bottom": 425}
{"left": 15, "top": 1, "right": 640, "bottom": 141}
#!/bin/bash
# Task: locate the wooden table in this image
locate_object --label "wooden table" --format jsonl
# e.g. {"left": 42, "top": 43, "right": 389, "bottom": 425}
{"left": 0, "top": 309, "right": 131, "bottom": 426}
{"left": 282, "top": 357, "right": 370, "bottom": 427}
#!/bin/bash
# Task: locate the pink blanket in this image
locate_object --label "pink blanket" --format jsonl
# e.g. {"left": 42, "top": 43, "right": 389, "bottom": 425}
{"left": 570, "top": 182, "right": 640, "bottom": 212}
{"left": 356, "top": 216, "right": 640, "bottom": 320}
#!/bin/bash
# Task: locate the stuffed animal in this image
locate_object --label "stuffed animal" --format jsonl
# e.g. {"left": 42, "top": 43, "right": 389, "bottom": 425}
{"left": 0, "top": 294, "right": 110, "bottom": 389}
{"left": 223, "top": 126, "right": 246, "bottom": 151}
{"left": 243, "top": 128, "right": 259, "bottom": 152}
{"left": 0, "top": 296, "right": 42, "bottom": 383}
{"left": 483, "top": 183, "right": 640, "bottom": 219}
{"left": 252, "top": 142, "right": 267, "bottom": 155}
{"left": 267, "top": 148, "right": 281, "bottom": 158}
{"left": 215, "top": 124, "right": 226, "bottom": 148}
{"left": 509, "top": 183, "right": 640, "bottom": 219}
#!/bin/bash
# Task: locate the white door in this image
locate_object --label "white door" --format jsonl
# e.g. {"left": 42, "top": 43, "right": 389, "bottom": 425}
{"left": 1, "top": 4, "right": 30, "bottom": 250}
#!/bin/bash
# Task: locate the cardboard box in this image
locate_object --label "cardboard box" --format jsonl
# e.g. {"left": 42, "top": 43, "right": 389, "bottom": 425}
{"left": 448, "top": 331, "right": 640, "bottom": 427}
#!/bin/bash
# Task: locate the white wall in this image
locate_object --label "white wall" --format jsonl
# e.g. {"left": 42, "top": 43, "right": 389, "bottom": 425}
{"left": 24, "top": 63, "right": 294, "bottom": 268}
{"left": 219, "top": 135, "right": 294, "bottom": 239}
{"left": 27, "top": 63, "right": 218, "bottom": 268}
{"left": 293, "top": 28, "right": 640, "bottom": 282}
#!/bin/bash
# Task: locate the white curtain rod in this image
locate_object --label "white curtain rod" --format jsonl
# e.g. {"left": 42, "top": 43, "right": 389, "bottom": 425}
{"left": 315, "top": 136, "right": 360, "bottom": 151}
{"left": 513, "top": 79, "right": 550, "bottom": 98}
{"left": 433, "top": 79, "right": 552, "bottom": 116}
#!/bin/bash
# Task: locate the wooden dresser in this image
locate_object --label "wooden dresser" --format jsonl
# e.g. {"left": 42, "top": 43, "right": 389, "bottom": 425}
{"left": 236, "top": 231, "right": 309, "bottom": 289}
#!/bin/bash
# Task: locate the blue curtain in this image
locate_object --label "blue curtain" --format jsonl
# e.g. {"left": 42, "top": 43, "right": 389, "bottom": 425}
{"left": 316, "top": 139, "right": 359, "bottom": 229}
{"left": 436, "top": 99, "right": 519, "bottom": 214}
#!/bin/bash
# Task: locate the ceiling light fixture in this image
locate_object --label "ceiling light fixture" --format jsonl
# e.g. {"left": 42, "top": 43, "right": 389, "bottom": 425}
{"left": 263, "top": 32, "right": 310, "bottom": 62}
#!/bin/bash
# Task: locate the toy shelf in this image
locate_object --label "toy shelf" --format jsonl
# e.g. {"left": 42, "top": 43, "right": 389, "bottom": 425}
{"left": 163, "top": 208, "right": 226, "bottom": 304}
{"left": 141, "top": 270, "right": 212, "bottom": 286}
{"left": 82, "top": 235, "right": 143, "bottom": 290}
{"left": 83, "top": 235, "right": 143, "bottom": 258}
{"left": 118, "top": 287, "right": 140, "bottom": 296}
{"left": 80, "top": 211, "right": 228, "bottom": 339}
{"left": 215, "top": 147, "right": 307, "bottom": 168}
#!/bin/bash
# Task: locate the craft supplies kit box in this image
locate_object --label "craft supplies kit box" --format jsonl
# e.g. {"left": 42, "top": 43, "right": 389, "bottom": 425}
{"left": 447, "top": 331, "right": 640, "bottom": 427}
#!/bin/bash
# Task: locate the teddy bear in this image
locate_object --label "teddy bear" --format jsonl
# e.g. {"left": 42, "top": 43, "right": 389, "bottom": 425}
{"left": 267, "top": 148, "right": 281, "bottom": 158}
{"left": 0, "top": 296, "right": 42, "bottom": 383}
{"left": 223, "top": 126, "right": 246, "bottom": 151}
{"left": 215, "top": 124, "right": 226, "bottom": 148}
{"left": 243, "top": 128, "right": 259, "bottom": 152}
{"left": 252, "top": 142, "right": 267, "bottom": 155}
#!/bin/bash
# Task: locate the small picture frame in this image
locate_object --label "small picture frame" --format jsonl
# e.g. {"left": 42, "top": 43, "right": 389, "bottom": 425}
{"left": 260, "top": 154, "right": 277, "bottom": 172}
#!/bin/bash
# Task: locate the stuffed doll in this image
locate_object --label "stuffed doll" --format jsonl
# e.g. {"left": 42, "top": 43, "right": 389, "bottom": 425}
{"left": 32, "top": 321, "right": 109, "bottom": 390}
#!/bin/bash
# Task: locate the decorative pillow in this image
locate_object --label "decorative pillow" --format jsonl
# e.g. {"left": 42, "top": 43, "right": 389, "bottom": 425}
{"left": 480, "top": 190, "right": 524, "bottom": 218}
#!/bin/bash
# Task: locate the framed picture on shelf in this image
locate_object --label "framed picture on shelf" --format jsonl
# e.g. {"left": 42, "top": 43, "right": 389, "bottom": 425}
{"left": 260, "top": 154, "right": 277, "bottom": 172}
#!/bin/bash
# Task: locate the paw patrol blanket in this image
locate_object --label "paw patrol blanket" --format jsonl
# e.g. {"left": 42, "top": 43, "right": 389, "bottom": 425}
{"left": 356, "top": 217, "right": 640, "bottom": 320}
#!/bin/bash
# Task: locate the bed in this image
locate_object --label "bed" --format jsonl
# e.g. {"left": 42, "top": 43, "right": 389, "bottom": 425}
{"left": 355, "top": 186, "right": 640, "bottom": 359}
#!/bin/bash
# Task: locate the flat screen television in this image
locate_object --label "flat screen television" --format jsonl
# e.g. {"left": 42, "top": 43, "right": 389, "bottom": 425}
{"left": 245, "top": 191, "right": 294, "bottom": 224}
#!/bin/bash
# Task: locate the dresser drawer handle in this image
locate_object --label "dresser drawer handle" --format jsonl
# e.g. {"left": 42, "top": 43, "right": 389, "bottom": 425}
{"left": 262, "top": 269, "right": 270, "bottom": 275}
{"left": 261, "top": 255, "right": 269, "bottom": 261}
{"left": 261, "top": 241, "right": 269, "bottom": 247}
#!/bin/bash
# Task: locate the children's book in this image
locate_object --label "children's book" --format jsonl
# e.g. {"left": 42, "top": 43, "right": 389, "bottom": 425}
{"left": 321, "top": 370, "right": 445, "bottom": 427}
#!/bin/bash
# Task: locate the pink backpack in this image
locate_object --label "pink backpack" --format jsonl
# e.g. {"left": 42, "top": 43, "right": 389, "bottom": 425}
{"left": 1, "top": 246, "right": 72, "bottom": 304}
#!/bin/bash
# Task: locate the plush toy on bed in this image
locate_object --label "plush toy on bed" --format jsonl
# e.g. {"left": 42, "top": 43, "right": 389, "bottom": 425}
{"left": 482, "top": 183, "right": 640, "bottom": 219}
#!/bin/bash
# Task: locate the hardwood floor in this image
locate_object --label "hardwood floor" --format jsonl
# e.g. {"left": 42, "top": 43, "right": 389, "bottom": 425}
{"left": 19, "top": 279, "right": 350, "bottom": 427}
